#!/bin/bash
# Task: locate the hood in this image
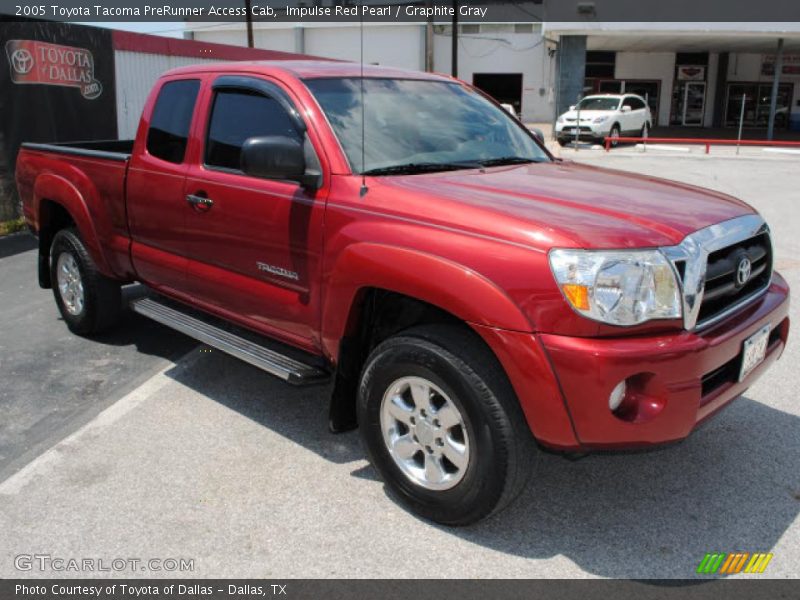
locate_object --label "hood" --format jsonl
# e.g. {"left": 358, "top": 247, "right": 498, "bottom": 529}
{"left": 374, "top": 161, "right": 755, "bottom": 249}
{"left": 560, "top": 109, "right": 613, "bottom": 122}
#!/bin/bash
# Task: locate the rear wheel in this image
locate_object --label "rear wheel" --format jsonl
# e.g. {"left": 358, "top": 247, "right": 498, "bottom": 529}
{"left": 357, "top": 324, "right": 536, "bottom": 525}
{"left": 50, "top": 228, "right": 121, "bottom": 335}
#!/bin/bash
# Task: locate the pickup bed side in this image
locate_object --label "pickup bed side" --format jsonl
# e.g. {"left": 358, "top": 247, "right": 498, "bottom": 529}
{"left": 17, "top": 141, "right": 135, "bottom": 288}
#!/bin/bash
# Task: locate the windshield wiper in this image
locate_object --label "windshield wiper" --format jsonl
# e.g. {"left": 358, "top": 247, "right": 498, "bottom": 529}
{"left": 362, "top": 161, "right": 483, "bottom": 176}
{"left": 477, "top": 156, "right": 542, "bottom": 167}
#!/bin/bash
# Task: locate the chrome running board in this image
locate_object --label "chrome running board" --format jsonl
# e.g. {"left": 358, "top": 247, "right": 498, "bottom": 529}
{"left": 131, "top": 297, "right": 329, "bottom": 385}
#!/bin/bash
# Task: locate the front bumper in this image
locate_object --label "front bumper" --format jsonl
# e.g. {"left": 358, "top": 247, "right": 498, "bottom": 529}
{"left": 556, "top": 122, "right": 610, "bottom": 140}
{"left": 474, "top": 273, "right": 790, "bottom": 451}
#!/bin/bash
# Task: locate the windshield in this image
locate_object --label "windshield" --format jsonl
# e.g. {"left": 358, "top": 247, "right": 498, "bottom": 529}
{"left": 576, "top": 97, "right": 620, "bottom": 111}
{"left": 304, "top": 77, "right": 549, "bottom": 175}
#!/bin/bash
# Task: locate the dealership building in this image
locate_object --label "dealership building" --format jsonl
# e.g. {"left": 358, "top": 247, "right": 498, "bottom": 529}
{"left": 188, "top": 20, "right": 800, "bottom": 132}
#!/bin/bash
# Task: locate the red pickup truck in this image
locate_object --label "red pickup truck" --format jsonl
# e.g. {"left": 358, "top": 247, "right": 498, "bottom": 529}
{"left": 16, "top": 61, "right": 789, "bottom": 525}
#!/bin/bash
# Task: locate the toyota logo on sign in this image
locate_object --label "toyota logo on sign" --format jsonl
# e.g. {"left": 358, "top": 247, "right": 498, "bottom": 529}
{"left": 10, "top": 48, "right": 33, "bottom": 74}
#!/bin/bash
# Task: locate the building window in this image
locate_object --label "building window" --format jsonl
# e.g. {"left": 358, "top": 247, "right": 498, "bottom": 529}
{"left": 472, "top": 73, "right": 524, "bottom": 116}
{"left": 725, "top": 83, "right": 793, "bottom": 128}
{"left": 585, "top": 51, "right": 616, "bottom": 79}
{"left": 514, "top": 23, "right": 538, "bottom": 34}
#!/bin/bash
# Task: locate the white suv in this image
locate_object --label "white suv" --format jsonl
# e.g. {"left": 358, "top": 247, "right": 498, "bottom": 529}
{"left": 555, "top": 94, "right": 652, "bottom": 147}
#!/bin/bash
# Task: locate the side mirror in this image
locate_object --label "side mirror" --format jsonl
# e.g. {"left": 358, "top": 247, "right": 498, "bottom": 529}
{"left": 569, "top": 105, "right": 576, "bottom": 111}
{"left": 529, "top": 127, "right": 545, "bottom": 143}
{"left": 621, "top": 105, "right": 632, "bottom": 113}
{"left": 241, "top": 135, "right": 318, "bottom": 189}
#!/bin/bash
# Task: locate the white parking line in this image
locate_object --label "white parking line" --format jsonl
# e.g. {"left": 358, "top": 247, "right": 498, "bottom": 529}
{"left": 0, "top": 349, "right": 200, "bottom": 496}
{"left": 763, "top": 147, "right": 800, "bottom": 155}
{"left": 636, "top": 144, "right": 691, "bottom": 152}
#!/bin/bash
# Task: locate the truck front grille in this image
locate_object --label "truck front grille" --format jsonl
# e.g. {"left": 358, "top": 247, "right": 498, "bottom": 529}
{"left": 662, "top": 215, "right": 771, "bottom": 330}
{"left": 696, "top": 233, "right": 772, "bottom": 327}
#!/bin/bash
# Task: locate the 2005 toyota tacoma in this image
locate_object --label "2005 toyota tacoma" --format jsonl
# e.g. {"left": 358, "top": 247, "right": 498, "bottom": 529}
{"left": 16, "top": 61, "right": 790, "bottom": 524}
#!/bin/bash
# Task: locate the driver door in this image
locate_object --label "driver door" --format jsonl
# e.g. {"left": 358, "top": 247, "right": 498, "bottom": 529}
{"left": 180, "top": 75, "right": 326, "bottom": 350}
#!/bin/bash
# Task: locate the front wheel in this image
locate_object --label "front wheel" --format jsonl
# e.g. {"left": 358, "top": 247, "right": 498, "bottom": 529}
{"left": 607, "top": 124, "right": 621, "bottom": 147}
{"left": 50, "top": 228, "right": 121, "bottom": 335}
{"left": 357, "top": 325, "right": 536, "bottom": 525}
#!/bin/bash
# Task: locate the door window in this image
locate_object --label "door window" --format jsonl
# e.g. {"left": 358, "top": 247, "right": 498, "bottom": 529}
{"left": 670, "top": 81, "right": 706, "bottom": 126}
{"left": 146, "top": 79, "right": 200, "bottom": 164}
{"left": 205, "top": 90, "right": 301, "bottom": 171}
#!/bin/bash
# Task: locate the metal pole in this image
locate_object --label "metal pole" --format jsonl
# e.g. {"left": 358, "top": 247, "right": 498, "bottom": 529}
{"left": 244, "top": 0, "right": 254, "bottom": 48}
{"left": 551, "top": 42, "right": 561, "bottom": 141}
{"left": 451, "top": 0, "right": 458, "bottom": 77}
{"left": 574, "top": 93, "right": 581, "bottom": 150}
{"left": 767, "top": 38, "right": 784, "bottom": 140}
{"left": 737, "top": 93, "right": 746, "bottom": 155}
{"left": 425, "top": 0, "right": 434, "bottom": 72}
{"left": 643, "top": 92, "right": 649, "bottom": 152}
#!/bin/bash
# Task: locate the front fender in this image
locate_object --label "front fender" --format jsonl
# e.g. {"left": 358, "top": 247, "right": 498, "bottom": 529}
{"left": 33, "top": 172, "right": 114, "bottom": 277}
{"left": 321, "top": 242, "right": 532, "bottom": 360}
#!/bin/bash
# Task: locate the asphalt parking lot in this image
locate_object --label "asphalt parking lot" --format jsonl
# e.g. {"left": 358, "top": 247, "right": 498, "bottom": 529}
{"left": 0, "top": 152, "right": 798, "bottom": 579}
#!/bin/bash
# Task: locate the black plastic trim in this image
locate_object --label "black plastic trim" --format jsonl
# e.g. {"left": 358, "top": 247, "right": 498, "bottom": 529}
{"left": 21, "top": 141, "right": 131, "bottom": 163}
{"left": 211, "top": 75, "right": 307, "bottom": 133}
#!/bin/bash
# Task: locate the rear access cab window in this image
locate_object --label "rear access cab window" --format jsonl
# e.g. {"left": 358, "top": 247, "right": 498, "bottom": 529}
{"left": 146, "top": 79, "right": 201, "bottom": 164}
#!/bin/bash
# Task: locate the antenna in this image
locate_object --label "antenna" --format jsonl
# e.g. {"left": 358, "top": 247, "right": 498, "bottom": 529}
{"left": 359, "top": 1, "right": 368, "bottom": 196}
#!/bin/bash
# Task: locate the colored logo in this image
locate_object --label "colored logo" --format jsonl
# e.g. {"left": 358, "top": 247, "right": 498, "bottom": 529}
{"left": 5, "top": 39, "right": 102, "bottom": 99}
{"left": 696, "top": 552, "right": 773, "bottom": 575}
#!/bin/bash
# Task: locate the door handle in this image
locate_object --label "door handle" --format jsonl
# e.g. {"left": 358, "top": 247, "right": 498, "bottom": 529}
{"left": 186, "top": 194, "right": 214, "bottom": 211}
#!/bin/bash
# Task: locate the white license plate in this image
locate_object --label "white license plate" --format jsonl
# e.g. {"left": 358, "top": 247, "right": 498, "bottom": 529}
{"left": 739, "top": 325, "right": 770, "bottom": 382}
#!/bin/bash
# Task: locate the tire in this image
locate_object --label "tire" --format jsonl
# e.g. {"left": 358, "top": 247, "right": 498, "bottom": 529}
{"left": 50, "top": 227, "right": 121, "bottom": 335}
{"left": 557, "top": 138, "right": 569, "bottom": 147}
{"left": 607, "top": 124, "right": 621, "bottom": 148}
{"left": 357, "top": 324, "right": 536, "bottom": 525}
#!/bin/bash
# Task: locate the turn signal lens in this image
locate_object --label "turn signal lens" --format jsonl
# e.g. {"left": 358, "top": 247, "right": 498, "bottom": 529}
{"left": 562, "top": 284, "right": 590, "bottom": 310}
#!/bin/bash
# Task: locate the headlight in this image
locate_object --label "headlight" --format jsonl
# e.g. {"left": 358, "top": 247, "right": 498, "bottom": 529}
{"left": 549, "top": 249, "right": 682, "bottom": 326}
{"left": 593, "top": 116, "right": 609, "bottom": 123}
{"left": 557, "top": 115, "right": 565, "bottom": 123}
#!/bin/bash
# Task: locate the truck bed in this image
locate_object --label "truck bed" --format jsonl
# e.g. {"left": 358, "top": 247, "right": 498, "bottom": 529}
{"left": 20, "top": 140, "right": 133, "bottom": 162}
{"left": 16, "top": 139, "right": 135, "bottom": 282}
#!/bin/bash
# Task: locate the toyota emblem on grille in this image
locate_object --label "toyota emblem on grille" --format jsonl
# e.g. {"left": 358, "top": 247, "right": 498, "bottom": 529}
{"left": 736, "top": 256, "right": 752, "bottom": 286}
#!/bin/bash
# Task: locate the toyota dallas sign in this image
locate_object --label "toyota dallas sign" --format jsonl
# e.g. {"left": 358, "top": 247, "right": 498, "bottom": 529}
{"left": 0, "top": 18, "right": 117, "bottom": 220}
{"left": 5, "top": 39, "right": 103, "bottom": 99}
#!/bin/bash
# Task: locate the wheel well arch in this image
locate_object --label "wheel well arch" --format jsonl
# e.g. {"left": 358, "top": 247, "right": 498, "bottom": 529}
{"left": 328, "top": 287, "right": 507, "bottom": 433}
{"left": 36, "top": 199, "right": 75, "bottom": 288}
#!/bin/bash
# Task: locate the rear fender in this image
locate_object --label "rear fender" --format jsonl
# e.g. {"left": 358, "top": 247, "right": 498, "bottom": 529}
{"left": 33, "top": 172, "right": 114, "bottom": 278}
